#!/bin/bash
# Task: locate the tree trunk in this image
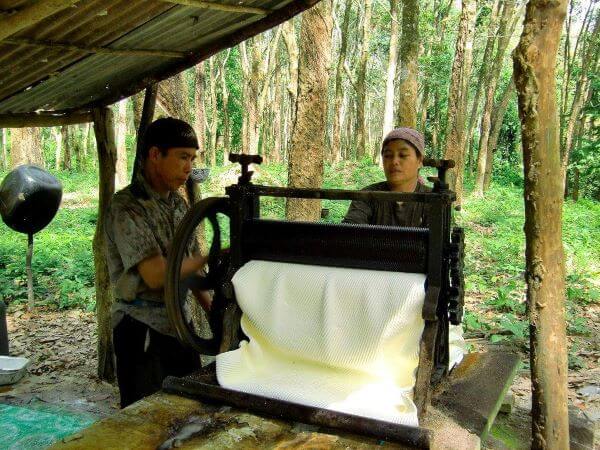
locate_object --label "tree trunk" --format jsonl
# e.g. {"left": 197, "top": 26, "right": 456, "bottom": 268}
{"left": 258, "top": 28, "right": 283, "bottom": 156}
{"left": 92, "top": 107, "right": 117, "bottom": 383}
{"left": 286, "top": 1, "right": 332, "bottom": 221}
{"left": 0, "top": 129, "right": 7, "bottom": 169}
{"left": 561, "top": 11, "right": 599, "bottom": 187}
{"left": 513, "top": 0, "right": 570, "bottom": 446}
{"left": 466, "top": 0, "right": 501, "bottom": 171}
{"left": 70, "top": 125, "right": 84, "bottom": 171}
{"left": 132, "top": 91, "right": 145, "bottom": 132}
{"left": 272, "top": 71, "right": 283, "bottom": 164}
{"left": 208, "top": 57, "right": 218, "bottom": 166}
{"left": 219, "top": 64, "right": 231, "bottom": 164}
{"left": 562, "top": 78, "right": 592, "bottom": 184}
{"left": 282, "top": 20, "right": 299, "bottom": 130}
{"left": 194, "top": 62, "right": 207, "bottom": 165}
{"left": 560, "top": 0, "right": 594, "bottom": 131}
{"left": 331, "top": 0, "right": 352, "bottom": 163}
{"left": 10, "top": 127, "right": 43, "bottom": 168}
{"left": 82, "top": 123, "right": 90, "bottom": 160}
{"left": 115, "top": 99, "right": 128, "bottom": 187}
{"left": 356, "top": 0, "right": 372, "bottom": 159}
{"left": 474, "top": 0, "right": 517, "bottom": 196}
{"left": 572, "top": 168, "right": 580, "bottom": 201}
{"left": 396, "top": 0, "right": 420, "bottom": 128}
{"left": 419, "top": 84, "right": 430, "bottom": 135}
{"left": 443, "top": 0, "right": 477, "bottom": 207}
{"left": 60, "top": 126, "right": 71, "bottom": 170}
{"left": 381, "top": 0, "right": 400, "bottom": 141}
{"left": 484, "top": 77, "right": 515, "bottom": 190}
{"left": 158, "top": 72, "right": 190, "bottom": 121}
{"left": 132, "top": 86, "right": 157, "bottom": 183}
{"left": 239, "top": 30, "right": 283, "bottom": 157}
{"left": 87, "top": 123, "right": 96, "bottom": 168}
{"left": 432, "top": 88, "right": 441, "bottom": 157}
{"left": 240, "top": 41, "right": 250, "bottom": 154}
{"left": 52, "top": 127, "right": 62, "bottom": 170}
{"left": 382, "top": 0, "right": 400, "bottom": 141}
{"left": 248, "top": 38, "right": 262, "bottom": 155}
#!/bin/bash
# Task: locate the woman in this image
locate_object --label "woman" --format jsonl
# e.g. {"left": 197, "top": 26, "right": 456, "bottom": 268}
{"left": 343, "top": 127, "right": 465, "bottom": 369}
{"left": 343, "top": 127, "right": 430, "bottom": 227}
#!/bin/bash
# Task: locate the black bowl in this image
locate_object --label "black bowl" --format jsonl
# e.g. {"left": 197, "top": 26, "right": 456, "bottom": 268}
{"left": 0, "top": 165, "right": 62, "bottom": 235}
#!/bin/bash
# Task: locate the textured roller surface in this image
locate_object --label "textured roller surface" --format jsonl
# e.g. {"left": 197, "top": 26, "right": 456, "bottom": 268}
{"left": 216, "top": 261, "right": 427, "bottom": 426}
{"left": 242, "top": 220, "right": 429, "bottom": 273}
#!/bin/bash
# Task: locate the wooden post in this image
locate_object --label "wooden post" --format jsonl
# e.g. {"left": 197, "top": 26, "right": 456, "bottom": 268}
{"left": 0, "top": 112, "right": 92, "bottom": 128}
{"left": 513, "top": 0, "right": 570, "bottom": 447}
{"left": 26, "top": 233, "right": 34, "bottom": 309}
{"left": 92, "top": 107, "right": 117, "bottom": 382}
{"left": 132, "top": 86, "right": 157, "bottom": 183}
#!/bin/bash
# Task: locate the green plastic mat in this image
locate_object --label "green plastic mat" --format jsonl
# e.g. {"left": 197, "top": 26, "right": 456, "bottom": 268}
{"left": 0, "top": 403, "right": 96, "bottom": 449}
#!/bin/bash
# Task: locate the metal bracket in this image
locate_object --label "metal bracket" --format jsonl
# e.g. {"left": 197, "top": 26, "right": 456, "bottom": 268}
{"left": 229, "top": 153, "right": 263, "bottom": 184}
{"left": 447, "top": 227, "right": 465, "bottom": 325}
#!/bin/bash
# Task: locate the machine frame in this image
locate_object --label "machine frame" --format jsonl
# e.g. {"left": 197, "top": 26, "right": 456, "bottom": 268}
{"left": 163, "top": 154, "right": 465, "bottom": 448}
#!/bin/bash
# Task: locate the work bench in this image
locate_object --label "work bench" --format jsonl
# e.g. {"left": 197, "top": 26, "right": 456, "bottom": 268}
{"left": 51, "top": 352, "right": 519, "bottom": 450}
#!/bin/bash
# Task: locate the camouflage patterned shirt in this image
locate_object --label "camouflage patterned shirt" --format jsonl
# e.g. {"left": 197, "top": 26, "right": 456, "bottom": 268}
{"left": 105, "top": 175, "right": 196, "bottom": 335}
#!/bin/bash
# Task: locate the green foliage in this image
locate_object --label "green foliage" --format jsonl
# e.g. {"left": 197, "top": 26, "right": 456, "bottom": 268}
{"left": 458, "top": 175, "right": 599, "bottom": 351}
{"left": 0, "top": 207, "right": 97, "bottom": 310}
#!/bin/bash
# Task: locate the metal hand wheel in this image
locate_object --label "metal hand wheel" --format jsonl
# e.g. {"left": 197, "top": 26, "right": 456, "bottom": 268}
{"left": 165, "top": 197, "right": 231, "bottom": 354}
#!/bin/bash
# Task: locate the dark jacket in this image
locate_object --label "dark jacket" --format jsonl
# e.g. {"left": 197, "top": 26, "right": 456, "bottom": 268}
{"left": 342, "top": 181, "right": 431, "bottom": 228}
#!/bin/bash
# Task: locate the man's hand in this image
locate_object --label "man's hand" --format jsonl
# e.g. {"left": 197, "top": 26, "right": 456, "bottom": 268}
{"left": 192, "top": 288, "right": 212, "bottom": 313}
{"left": 137, "top": 253, "right": 208, "bottom": 290}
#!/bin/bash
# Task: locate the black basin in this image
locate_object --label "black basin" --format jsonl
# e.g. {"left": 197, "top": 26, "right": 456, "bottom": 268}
{"left": 0, "top": 165, "right": 62, "bottom": 235}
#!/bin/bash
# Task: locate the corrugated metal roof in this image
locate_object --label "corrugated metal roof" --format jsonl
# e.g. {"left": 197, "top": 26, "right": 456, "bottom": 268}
{"left": 0, "top": 0, "right": 318, "bottom": 116}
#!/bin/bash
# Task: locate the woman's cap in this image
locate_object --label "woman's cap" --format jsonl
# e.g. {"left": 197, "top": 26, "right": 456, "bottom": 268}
{"left": 382, "top": 127, "right": 424, "bottom": 156}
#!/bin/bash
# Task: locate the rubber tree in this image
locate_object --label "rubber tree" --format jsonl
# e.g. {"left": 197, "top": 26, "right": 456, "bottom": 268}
{"left": 513, "top": 0, "right": 570, "bottom": 446}
{"left": 443, "top": 0, "right": 477, "bottom": 206}
{"left": 286, "top": 0, "right": 332, "bottom": 221}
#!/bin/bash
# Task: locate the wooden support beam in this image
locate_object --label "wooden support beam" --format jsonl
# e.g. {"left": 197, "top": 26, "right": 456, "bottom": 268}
{"left": 131, "top": 85, "right": 157, "bottom": 182}
{"left": 3, "top": 37, "right": 188, "bottom": 59}
{"left": 92, "top": 106, "right": 116, "bottom": 383}
{"left": 0, "top": 9, "right": 18, "bottom": 17}
{"left": 0, "top": 111, "right": 92, "bottom": 128}
{"left": 161, "top": 0, "right": 270, "bottom": 15}
{"left": 0, "top": 0, "right": 80, "bottom": 42}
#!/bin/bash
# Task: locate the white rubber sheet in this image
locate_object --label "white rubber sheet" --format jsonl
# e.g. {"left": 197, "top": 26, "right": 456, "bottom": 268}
{"left": 216, "top": 260, "right": 436, "bottom": 426}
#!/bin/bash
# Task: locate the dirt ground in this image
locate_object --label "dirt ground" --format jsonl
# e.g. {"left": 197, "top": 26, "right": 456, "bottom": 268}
{"left": 1, "top": 304, "right": 599, "bottom": 448}
{"left": 1, "top": 306, "right": 119, "bottom": 419}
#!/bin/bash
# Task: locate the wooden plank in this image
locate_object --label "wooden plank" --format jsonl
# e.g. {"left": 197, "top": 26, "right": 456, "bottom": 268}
{"left": 164, "top": 374, "right": 432, "bottom": 448}
{"left": 50, "top": 392, "right": 415, "bottom": 449}
{"left": 3, "top": 37, "right": 188, "bottom": 59}
{"left": 0, "top": 112, "right": 92, "bottom": 128}
{"left": 432, "top": 351, "right": 521, "bottom": 441}
{"left": 0, "top": 0, "right": 80, "bottom": 42}
{"left": 161, "top": 0, "right": 271, "bottom": 15}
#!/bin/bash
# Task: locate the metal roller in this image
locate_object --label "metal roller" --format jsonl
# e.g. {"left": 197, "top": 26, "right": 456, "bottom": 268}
{"left": 242, "top": 219, "right": 429, "bottom": 274}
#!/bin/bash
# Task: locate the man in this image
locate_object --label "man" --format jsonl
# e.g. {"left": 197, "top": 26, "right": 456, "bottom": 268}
{"left": 343, "top": 127, "right": 430, "bottom": 227}
{"left": 105, "top": 117, "right": 207, "bottom": 408}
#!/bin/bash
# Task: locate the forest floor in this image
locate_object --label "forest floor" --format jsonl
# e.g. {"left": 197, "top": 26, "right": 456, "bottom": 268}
{"left": 1, "top": 163, "right": 599, "bottom": 448}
